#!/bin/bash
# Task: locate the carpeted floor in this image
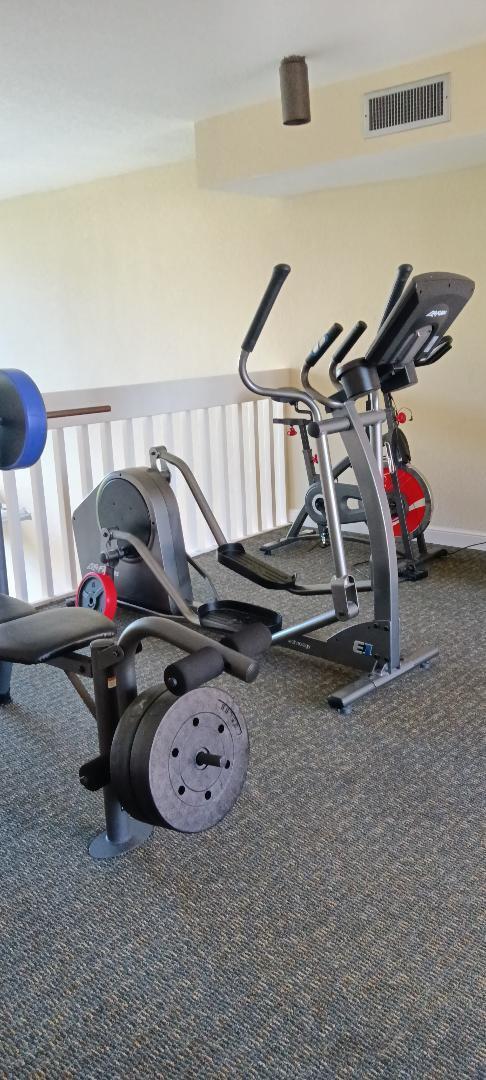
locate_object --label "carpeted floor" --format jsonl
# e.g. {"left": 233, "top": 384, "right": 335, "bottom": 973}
{"left": 0, "top": 533, "right": 485, "bottom": 1079}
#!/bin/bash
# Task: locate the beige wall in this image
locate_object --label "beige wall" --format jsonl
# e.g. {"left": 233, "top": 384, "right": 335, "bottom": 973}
{"left": 0, "top": 160, "right": 285, "bottom": 391}
{"left": 278, "top": 166, "right": 485, "bottom": 535}
{"left": 0, "top": 156, "right": 483, "bottom": 534}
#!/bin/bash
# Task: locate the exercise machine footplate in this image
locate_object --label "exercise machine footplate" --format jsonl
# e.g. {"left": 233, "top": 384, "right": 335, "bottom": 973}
{"left": 198, "top": 599, "right": 282, "bottom": 634}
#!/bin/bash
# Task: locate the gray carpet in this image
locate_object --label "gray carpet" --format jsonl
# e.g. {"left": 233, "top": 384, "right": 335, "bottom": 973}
{"left": 1, "top": 534, "right": 485, "bottom": 1079}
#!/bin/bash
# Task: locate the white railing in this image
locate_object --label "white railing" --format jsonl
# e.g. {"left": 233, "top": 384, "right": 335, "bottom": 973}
{"left": 1, "top": 369, "right": 291, "bottom": 604}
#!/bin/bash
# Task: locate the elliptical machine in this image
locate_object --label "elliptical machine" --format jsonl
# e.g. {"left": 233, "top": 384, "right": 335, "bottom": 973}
{"left": 261, "top": 264, "right": 451, "bottom": 581}
{"left": 73, "top": 263, "right": 474, "bottom": 712}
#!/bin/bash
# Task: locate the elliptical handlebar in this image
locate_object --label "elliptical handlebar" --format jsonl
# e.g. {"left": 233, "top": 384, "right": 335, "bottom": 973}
{"left": 239, "top": 263, "right": 331, "bottom": 416}
{"left": 238, "top": 264, "right": 353, "bottom": 588}
{"left": 379, "top": 263, "right": 413, "bottom": 329}
{"left": 241, "top": 263, "right": 291, "bottom": 353}
{"left": 301, "top": 265, "right": 412, "bottom": 400}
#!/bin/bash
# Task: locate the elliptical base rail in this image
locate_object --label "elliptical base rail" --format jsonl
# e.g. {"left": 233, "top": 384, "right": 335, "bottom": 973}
{"left": 327, "top": 645, "right": 438, "bottom": 713}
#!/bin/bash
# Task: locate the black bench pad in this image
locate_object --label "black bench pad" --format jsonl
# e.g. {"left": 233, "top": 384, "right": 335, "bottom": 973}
{"left": 0, "top": 595, "right": 36, "bottom": 623}
{"left": 0, "top": 608, "right": 116, "bottom": 664}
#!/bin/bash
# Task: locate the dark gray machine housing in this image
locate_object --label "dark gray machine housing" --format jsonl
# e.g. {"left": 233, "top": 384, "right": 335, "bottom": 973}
{"left": 73, "top": 466, "right": 193, "bottom": 615}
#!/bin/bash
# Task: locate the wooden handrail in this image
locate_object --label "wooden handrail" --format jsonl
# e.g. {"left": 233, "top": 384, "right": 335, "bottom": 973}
{"left": 47, "top": 405, "right": 111, "bottom": 419}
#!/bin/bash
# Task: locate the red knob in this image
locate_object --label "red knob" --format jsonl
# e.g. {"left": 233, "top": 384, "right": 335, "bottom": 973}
{"left": 397, "top": 411, "right": 407, "bottom": 425}
{"left": 287, "top": 425, "right": 297, "bottom": 436}
{"left": 313, "top": 454, "right": 318, "bottom": 464}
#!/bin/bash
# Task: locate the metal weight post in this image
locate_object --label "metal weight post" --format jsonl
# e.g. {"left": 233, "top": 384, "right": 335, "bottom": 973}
{"left": 0, "top": 513, "right": 12, "bottom": 701}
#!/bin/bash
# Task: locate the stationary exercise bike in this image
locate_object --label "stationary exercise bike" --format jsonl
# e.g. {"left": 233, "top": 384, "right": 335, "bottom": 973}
{"left": 74, "top": 263, "right": 474, "bottom": 712}
{"left": 262, "top": 392, "right": 440, "bottom": 580}
{"left": 261, "top": 265, "right": 450, "bottom": 581}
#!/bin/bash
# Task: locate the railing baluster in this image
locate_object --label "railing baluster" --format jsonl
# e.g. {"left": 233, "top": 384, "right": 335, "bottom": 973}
{"left": 241, "top": 402, "right": 259, "bottom": 536}
{"left": 161, "top": 413, "right": 177, "bottom": 492}
{"left": 272, "top": 401, "right": 288, "bottom": 527}
{"left": 122, "top": 419, "right": 135, "bottom": 467}
{"left": 30, "top": 458, "right": 54, "bottom": 599}
{"left": 76, "top": 425, "right": 93, "bottom": 497}
{"left": 143, "top": 416, "right": 154, "bottom": 453}
{"left": 257, "top": 399, "right": 274, "bottom": 532}
{"left": 208, "top": 406, "right": 229, "bottom": 537}
{"left": 100, "top": 421, "right": 114, "bottom": 475}
{"left": 2, "top": 471, "right": 28, "bottom": 600}
{"left": 190, "top": 409, "right": 213, "bottom": 552}
{"left": 225, "top": 404, "right": 244, "bottom": 541}
{"left": 52, "top": 428, "right": 77, "bottom": 590}
{"left": 171, "top": 412, "right": 198, "bottom": 554}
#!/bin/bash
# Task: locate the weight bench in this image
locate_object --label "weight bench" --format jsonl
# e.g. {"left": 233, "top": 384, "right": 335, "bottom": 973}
{"left": 0, "top": 597, "right": 254, "bottom": 860}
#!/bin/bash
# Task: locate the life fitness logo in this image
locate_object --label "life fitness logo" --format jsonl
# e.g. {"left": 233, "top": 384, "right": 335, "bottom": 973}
{"left": 353, "top": 640, "right": 374, "bottom": 657}
{"left": 426, "top": 308, "right": 448, "bottom": 317}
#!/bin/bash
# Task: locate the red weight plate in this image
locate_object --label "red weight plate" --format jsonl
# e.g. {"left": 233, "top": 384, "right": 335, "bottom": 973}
{"left": 76, "top": 572, "right": 118, "bottom": 619}
{"left": 383, "top": 467, "right": 429, "bottom": 539}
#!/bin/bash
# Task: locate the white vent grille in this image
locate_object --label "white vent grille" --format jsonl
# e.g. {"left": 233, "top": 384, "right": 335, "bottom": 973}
{"left": 363, "top": 74, "right": 450, "bottom": 138}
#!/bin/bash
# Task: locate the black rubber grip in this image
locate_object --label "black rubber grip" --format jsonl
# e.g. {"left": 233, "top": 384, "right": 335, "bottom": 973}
{"left": 379, "top": 263, "right": 413, "bottom": 328}
{"left": 415, "top": 335, "right": 452, "bottom": 367}
{"left": 304, "top": 323, "right": 343, "bottom": 370}
{"left": 220, "top": 623, "right": 272, "bottom": 658}
{"left": 330, "top": 321, "right": 367, "bottom": 367}
{"left": 164, "top": 646, "right": 225, "bottom": 696}
{"left": 241, "top": 264, "right": 291, "bottom": 353}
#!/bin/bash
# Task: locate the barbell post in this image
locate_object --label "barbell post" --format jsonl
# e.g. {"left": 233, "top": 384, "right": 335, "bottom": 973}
{"left": 195, "top": 750, "right": 223, "bottom": 768}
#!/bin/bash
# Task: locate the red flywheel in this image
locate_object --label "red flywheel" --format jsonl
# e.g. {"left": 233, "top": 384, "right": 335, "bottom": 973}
{"left": 383, "top": 465, "right": 433, "bottom": 540}
{"left": 76, "top": 571, "right": 118, "bottom": 619}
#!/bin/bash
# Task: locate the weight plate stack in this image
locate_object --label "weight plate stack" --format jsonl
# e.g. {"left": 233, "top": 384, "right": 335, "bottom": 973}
{"left": 111, "top": 686, "right": 249, "bottom": 832}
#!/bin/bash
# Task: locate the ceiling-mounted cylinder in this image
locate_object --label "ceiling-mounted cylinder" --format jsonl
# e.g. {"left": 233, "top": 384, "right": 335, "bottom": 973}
{"left": 279, "top": 56, "right": 311, "bottom": 126}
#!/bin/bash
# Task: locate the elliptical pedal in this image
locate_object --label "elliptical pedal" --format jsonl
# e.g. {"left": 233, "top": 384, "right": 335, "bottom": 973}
{"left": 217, "top": 543, "right": 297, "bottom": 590}
{"left": 198, "top": 598, "right": 282, "bottom": 635}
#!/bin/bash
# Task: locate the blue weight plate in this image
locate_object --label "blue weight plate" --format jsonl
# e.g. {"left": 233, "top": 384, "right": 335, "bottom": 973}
{"left": 0, "top": 369, "right": 47, "bottom": 470}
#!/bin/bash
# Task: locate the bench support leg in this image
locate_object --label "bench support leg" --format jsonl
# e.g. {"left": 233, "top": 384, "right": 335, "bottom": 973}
{"left": 0, "top": 518, "right": 12, "bottom": 703}
{"left": 88, "top": 639, "right": 153, "bottom": 860}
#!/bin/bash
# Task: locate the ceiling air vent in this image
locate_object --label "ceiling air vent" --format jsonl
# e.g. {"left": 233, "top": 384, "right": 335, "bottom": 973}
{"left": 363, "top": 74, "right": 450, "bottom": 138}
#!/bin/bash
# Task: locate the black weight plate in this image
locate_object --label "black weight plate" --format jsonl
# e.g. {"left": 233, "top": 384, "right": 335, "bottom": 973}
{"left": 97, "top": 477, "right": 152, "bottom": 559}
{"left": 110, "top": 683, "right": 170, "bottom": 824}
{"left": 129, "top": 687, "right": 249, "bottom": 833}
